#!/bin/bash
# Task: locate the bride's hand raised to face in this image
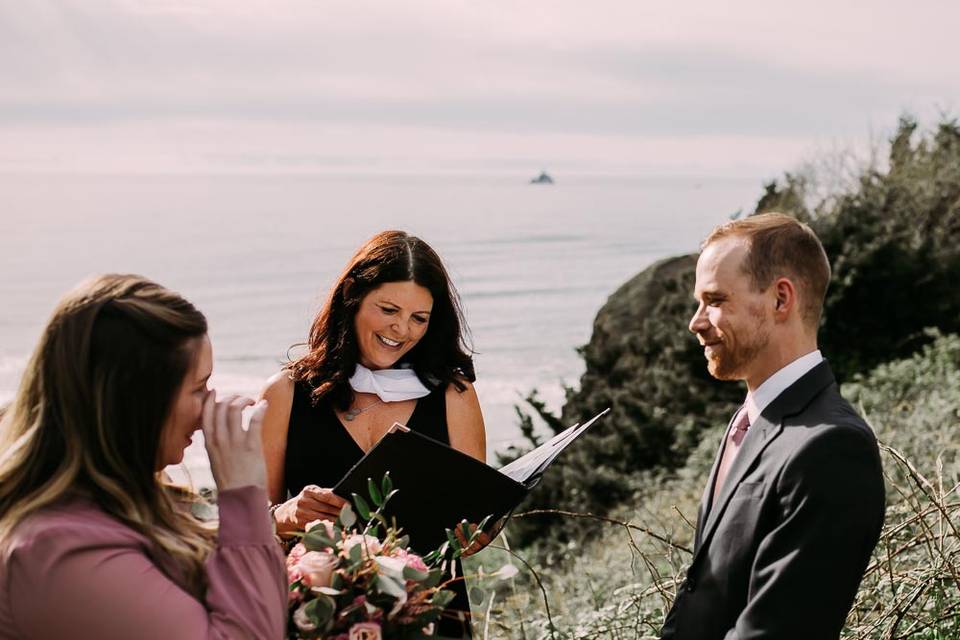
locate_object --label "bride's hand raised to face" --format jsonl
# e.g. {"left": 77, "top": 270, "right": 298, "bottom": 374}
{"left": 201, "top": 391, "right": 269, "bottom": 492}
{"left": 273, "top": 485, "right": 347, "bottom": 535}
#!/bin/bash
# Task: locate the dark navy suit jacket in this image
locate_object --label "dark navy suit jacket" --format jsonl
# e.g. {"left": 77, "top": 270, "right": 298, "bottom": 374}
{"left": 661, "top": 361, "right": 885, "bottom": 640}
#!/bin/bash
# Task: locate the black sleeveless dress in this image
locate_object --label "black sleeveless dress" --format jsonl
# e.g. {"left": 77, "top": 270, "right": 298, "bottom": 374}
{"left": 285, "top": 381, "right": 473, "bottom": 638}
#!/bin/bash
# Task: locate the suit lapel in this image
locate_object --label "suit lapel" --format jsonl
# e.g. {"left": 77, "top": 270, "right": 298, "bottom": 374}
{"left": 692, "top": 361, "right": 837, "bottom": 563}
{"left": 699, "top": 413, "right": 782, "bottom": 547}
{"left": 695, "top": 407, "right": 741, "bottom": 550}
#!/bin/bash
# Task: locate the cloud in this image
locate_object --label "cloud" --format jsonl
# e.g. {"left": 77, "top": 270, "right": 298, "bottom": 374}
{"left": 0, "top": 0, "right": 957, "bottom": 174}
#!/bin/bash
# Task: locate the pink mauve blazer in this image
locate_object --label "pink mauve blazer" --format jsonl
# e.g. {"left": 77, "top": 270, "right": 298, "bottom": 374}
{"left": 0, "top": 486, "right": 286, "bottom": 639}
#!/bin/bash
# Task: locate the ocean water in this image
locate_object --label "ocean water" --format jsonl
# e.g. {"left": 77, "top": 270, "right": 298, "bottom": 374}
{"left": 0, "top": 172, "right": 757, "bottom": 487}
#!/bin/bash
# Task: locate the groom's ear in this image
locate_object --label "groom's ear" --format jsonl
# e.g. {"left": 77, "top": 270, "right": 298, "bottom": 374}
{"left": 772, "top": 277, "right": 797, "bottom": 318}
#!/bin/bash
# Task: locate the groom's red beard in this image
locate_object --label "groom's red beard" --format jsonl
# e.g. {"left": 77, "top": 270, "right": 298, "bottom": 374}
{"left": 705, "top": 316, "right": 770, "bottom": 381}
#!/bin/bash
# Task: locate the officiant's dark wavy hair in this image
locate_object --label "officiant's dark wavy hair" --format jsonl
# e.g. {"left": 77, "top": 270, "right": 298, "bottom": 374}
{"left": 288, "top": 230, "right": 475, "bottom": 410}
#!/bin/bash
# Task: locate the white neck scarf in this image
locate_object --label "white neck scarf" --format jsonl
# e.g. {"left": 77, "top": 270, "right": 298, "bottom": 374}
{"left": 348, "top": 363, "right": 431, "bottom": 402}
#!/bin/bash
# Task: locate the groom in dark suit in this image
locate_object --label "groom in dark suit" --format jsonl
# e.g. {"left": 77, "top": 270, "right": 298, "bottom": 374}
{"left": 661, "top": 213, "right": 885, "bottom": 639}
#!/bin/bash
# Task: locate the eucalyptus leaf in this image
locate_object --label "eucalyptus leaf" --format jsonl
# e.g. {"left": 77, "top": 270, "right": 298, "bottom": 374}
{"left": 402, "top": 564, "right": 430, "bottom": 582}
{"left": 352, "top": 493, "right": 371, "bottom": 521}
{"left": 477, "top": 514, "right": 492, "bottom": 532}
{"left": 302, "top": 529, "right": 334, "bottom": 551}
{"left": 367, "top": 476, "right": 382, "bottom": 506}
{"left": 431, "top": 588, "right": 456, "bottom": 609}
{"left": 381, "top": 471, "right": 393, "bottom": 496}
{"left": 339, "top": 503, "right": 356, "bottom": 529}
{"left": 423, "top": 568, "right": 443, "bottom": 588}
{"left": 305, "top": 593, "right": 336, "bottom": 627}
{"left": 349, "top": 542, "right": 363, "bottom": 564}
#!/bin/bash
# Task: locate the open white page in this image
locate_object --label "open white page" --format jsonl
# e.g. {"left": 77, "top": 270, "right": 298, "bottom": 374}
{"left": 497, "top": 409, "right": 610, "bottom": 484}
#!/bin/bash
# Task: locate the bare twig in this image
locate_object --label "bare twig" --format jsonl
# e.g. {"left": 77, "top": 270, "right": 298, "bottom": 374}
{"left": 487, "top": 544, "right": 558, "bottom": 640}
{"left": 512, "top": 509, "right": 692, "bottom": 554}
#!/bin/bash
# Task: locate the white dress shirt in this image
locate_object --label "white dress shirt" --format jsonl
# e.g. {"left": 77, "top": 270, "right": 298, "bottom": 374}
{"left": 744, "top": 349, "right": 823, "bottom": 424}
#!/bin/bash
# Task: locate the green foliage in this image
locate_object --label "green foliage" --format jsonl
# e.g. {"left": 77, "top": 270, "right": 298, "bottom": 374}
{"left": 815, "top": 117, "right": 960, "bottom": 381}
{"left": 481, "top": 333, "right": 960, "bottom": 639}
{"left": 841, "top": 332, "right": 960, "bottom": 638}
{"left": 497, "top": 390, "right": 562, "bottom": 465}
{"left": 504, "top": 115, "right": 960, "bottom": 549}
{"left": 288, "top": 472, "right": 459, "bottom": 639}
{"left": 755, "top": 171, "right": 812, "bottom": 220}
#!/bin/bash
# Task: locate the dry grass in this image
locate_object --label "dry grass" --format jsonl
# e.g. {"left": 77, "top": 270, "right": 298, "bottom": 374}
{"left": 466, "top": 333, "right": 960, "bottom": 640}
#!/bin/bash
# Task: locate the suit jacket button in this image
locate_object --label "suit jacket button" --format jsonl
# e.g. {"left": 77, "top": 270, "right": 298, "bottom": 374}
{"left": 685, "top": 579, "right": 696, "bottom": 592}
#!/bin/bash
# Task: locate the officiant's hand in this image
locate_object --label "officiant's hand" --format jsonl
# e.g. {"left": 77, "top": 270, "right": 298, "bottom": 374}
{"left": 454, "top": 521, "right": 495, "bottom": 557}
{"left": 273, "top": 485, "right": 347, "bottom": 535}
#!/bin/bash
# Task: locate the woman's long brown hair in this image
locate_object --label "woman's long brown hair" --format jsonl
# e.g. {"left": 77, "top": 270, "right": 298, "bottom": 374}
{"left": 289, "top": 230, "right": 475, "bottom": 410}
{"left": 0, "top": 274, "right": 215, "bottom": 597}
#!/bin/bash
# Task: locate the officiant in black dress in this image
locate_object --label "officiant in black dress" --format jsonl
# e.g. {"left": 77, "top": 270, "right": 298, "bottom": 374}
{"left": 260, "top": 230, "right": 485, "bottom": 638}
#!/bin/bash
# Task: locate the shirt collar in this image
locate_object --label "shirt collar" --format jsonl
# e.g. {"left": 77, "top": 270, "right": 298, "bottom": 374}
{"left": 744, "top": 349, "right": 823, "bottom": 424}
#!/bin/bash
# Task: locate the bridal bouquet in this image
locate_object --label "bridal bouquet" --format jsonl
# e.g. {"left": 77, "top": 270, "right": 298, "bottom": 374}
{"left": 285, "top": 474, "right": 481, "bottom": 640}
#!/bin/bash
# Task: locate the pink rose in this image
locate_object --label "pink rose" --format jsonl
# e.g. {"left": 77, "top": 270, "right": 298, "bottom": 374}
{"left": 298, "top": 550, "right": 338, "bottom": 588}
{"left": 287, "top": 542, "right": 307, "bottom": 567}
{"left": 341, "top": 534, "right": 382, "bottom": 557}
{"left": 390, "top": 549, "right": 429, "bottom": 577}
{"left": 349, "top": 621, "right": 382, "bottom": 640}
{"left": 287, "top": 564, "right": 303, "bottom": 585}
{"left": 286, "top": 543, "right": 307, "bottom": 585}
{"left": 404, "top": 553, "right": 429, "bottom": 573}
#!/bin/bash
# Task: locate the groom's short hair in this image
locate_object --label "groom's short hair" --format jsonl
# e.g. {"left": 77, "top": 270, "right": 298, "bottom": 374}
{"left": 703, "top": 212, "right": 831, "bottom": 328}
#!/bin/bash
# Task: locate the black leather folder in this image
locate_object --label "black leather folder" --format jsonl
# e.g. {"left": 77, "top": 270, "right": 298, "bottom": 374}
{"left": 332, "top": 409, "right": 609, "bottom": 552}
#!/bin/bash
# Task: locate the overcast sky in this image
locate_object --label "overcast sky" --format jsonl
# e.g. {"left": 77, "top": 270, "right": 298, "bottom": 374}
{"left": 1, "top": 0, "right": 958, "bottom": 177}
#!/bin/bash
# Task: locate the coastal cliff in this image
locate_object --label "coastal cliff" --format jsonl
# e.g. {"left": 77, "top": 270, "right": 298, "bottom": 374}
{"left": 503, "top": 254, "right": 742, "bottom": 543}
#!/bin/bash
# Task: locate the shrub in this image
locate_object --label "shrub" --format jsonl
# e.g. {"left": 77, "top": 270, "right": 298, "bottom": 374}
{"left": 476, "top": 333, "right": 960, "bottom": 639}
{"left": 504, "top": 116, "right": 960, "bottom": 549}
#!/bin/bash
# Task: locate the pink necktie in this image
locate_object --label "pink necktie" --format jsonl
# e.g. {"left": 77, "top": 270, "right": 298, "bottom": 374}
{"left": 712, "top": 407, "right": 751, "bottom": 505}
